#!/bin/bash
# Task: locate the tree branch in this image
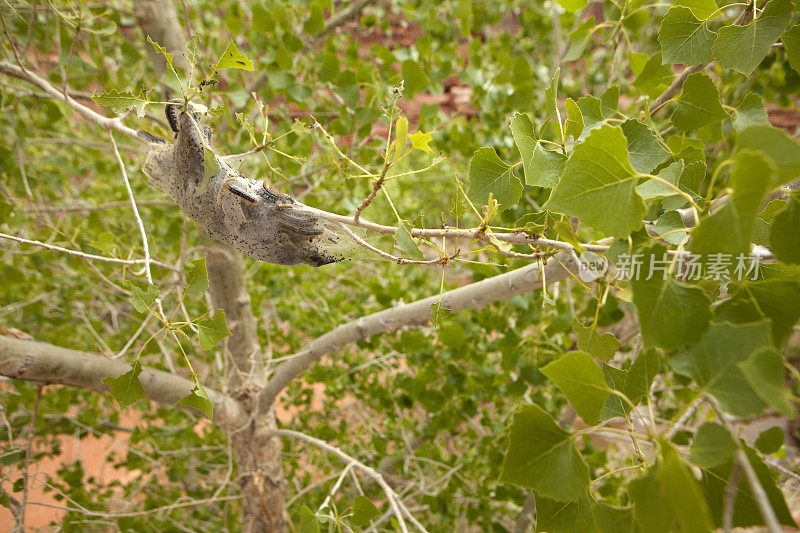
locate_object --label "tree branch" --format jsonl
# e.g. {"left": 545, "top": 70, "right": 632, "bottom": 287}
{"left": 258, "top": 252, "right": 580, "bottom": 409}
{"left": 0, "top": 336, "right": 248, "bottom": 429}
{"left": 0, "top": 61, "right": 140, "bottom": 139}
{"left": 648, "top": 2, "right": 757, "bottom": 114}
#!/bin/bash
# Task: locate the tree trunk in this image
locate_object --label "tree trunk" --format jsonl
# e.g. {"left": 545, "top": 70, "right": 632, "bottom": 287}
{"left": 206, "top": 245, "right": 287, "bottom": 532}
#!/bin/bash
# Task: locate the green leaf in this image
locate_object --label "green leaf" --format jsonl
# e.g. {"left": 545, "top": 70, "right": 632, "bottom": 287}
{"left": 755, "top": 425, "right": 785, "bottom": 454}
{"left": 629, "top": 441, "right": 714, "bottom": 533}
{"left": 715, "top": 280, "right": 800, "bottom": 347}
{"left": 89, "top": 231, "right": 118, "bottom": 255}
{"left": 510, "top": 112, "right": 565, "bottom": 188}
{"left": 197, "top": 310, "right": 232, "bottom": 351}
{"left": 467, "top": 147, "right": 523, "bottom": 209}
{"left": 700, "top": 445, "right": 797, "bottom": 528}
{"left": 770, "top": 192, "right": 800, "bottom": 264}
{"left": 783, "top": 24, "right": 800, "bottom": 75}
{"left": 102, "top": 360, "right": 146, "bottom": 410}
{"left": 541, "top": 351, "right": 610, "bottom": 425}
{"left": 201, "top": 146, "right": 220, "bottom": 194}
{"left": 659, "top": 7, "right": 715, "bottom": 65}
{"left": 632, "top": 53, "right": 675, "bottom": 98}
{"left": 401, "top": 60, "right": 430, "bottom": 96}
{"left": 91, "top": 89, "right": 150, "bottom": 118}
{"left": 546, "top": 125, "right": 645, "bottom": 238}
{"left": 302, "top": 1, "right": 325, "bottom": 34}
{"left": 298, "top": 506, "right": 320, "bottom": 533}
{"left": 147, "top": 36, "right": 174, "bottom": 70}
{"left": 737, "top": 125, "right": 800, "bottom": 185}
{"left": 350, "top": 495, "right": 380, "bottom": 527}
{"left": 395, "top": 219, "right": 424, "bottom": 260}
{"left": 564, "top": 17, "right": 597, "bottom": 62}
{"left": 653, "top": 210, "right": 688, "bottom": 245}
{"left": 176, "top": 384, "right": 213, "bottom": 419}
{"left": 601, "top": 363, "right": 630, "bottom": 419}
{"left": 557, "top": 0, "right": 588, "bottom": 12}
{"left": 671, "top": 72, "right": 729, "bottom": 131}
{"left": 575, "top": 94, "right": 607, "bottom": 139}
{"left": 737, "top": 347, "right": 794, "bottom": 417}
{"left": 625, "top": 348, "right": 660, "bottom": 405}
{"left": 632, "top": 244, "right": 712, "bottom": 350}
{"left": 213, "top": 40, "right": 255, "bottom": 71}
{"left": 754, "top": 199, "right": 787, "bottom": 245}
{"left": 409, "top": 130, "right": 434, "bottom": 153}
{"left": 620, "top": 120, "right": 670, "bottom": 174}
{"left": 564, "top": 97, "right": 584, "bottom": 140}
{"left": 690, "top": 422, "right": 737, "bottom": 468}
{"left": 673, "top": 0, "right": 719, "bottom": 20}
{"left": 430, "top": 301, "right": 451, "bottom": 326}
{"left": 691, "top": 152, "right": 773, "bottom": 257}
{"left": 499, "top": 403, "right": 591, "bottom": 500}
{"left": 635, "top": 160, "right": 684, "bottom": 200}
{"left": 544, "top": 68, "right": 561, "bottom": 124}
{"left": 572, "top": 320, "right": 620, "bottom": 361}
{"left": 535, "top": 495, "right": 597, "bottom": 532}
{"left": 128, "top": 283, "right": 159, "bottom": 313}
{"left": 671, "top": 321, "right": 772, "bottom": 416}
{"left": 712, "top": 0, "right": 792, "bottom": 75}
{"left": 732, "top": 93, "right": 770, "bottom": 132}
{"left": 184, "top": 258, "right": 209, "bottom": 297}
{"left": 600, "top": 86, "right": 619, "bottom": 117}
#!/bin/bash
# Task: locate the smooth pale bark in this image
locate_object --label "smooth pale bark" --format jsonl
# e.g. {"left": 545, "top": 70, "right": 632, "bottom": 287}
{"left": 0, "top": 335, "right": 248, "bottom": 429}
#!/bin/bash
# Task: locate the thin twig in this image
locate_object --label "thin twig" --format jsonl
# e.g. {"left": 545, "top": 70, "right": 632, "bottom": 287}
{"left": 16, "top": 385, "right": 42, "bottom": 533}
{"left": 272, "top": 428, "right": 428, "bottom": 533}
{"left": 0, "top": 231, "right": 173, "bottom": 269}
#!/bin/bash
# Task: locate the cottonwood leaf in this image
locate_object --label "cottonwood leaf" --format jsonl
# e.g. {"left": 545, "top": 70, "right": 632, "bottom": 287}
{"left": 755, "top": 426, "right": 785, "bottom": 454}
{"left": 671, "top": 321, "right": 772, "bottom": 416}
{"left": 546, "top": 125, "right": 645, "bottom": 238}
{"left": 557, "top": 0, "right": 588, "bottom": 12}
{"left": 541, "top": 351, "right": 610, "bottom": 425}
{"left": 636, "top": 161, "right": 684, "bottom": 200}
{"left": 184, "top": 258, "right": 209, "bottom": 297}
{"left": 395, "top": 220, "right": 424, "bottom": 260}
{"left": 690, "top": 422, "right": 737, "bottom": 468}
{"left": 409, "top": 130, "right": 434, "bottom": 153}
{"left": 499, "top": 403, "right": 591, "bottom": 500}
{"left": 715, "top": 280, "right": 800, "bottom": 347}
{"left": 737, "top": 347, "right": 794, "bottom": 417}
{"left": 544, "top": 68, "right": 560, "bottom": 124}
{"left": 732, "top": 93, "right": 770, "bottom": 132}
{"left": 147, "top": 36, "right": 174, "bottom": 70}
{"left": 673, "top": 0, "right": 719, "bottom": 20}
{"left": 510, "top": 112, "right": 565, "bottom": 188}
{"left": 129, "top": 283, "right": 159, "bottom": 313}
{"left": 783, "top": 24, "right": 800, "bottom": 75}
{"left": 197, "top": 310, "right": 232, "bottom": 351}
{"left": 632, "top": 244, "right": 711, "bottom": 350}
{"left": 176, "top": 384, "right": 213, "bottom": 419}
{"left": 298, "top": 506, "right": 320, "bottom": 533}
{"left": 770, "top": 192, "right": 800, "bottom": 264}
{"left": 91, "top": 89, "right": 151, "bottom": 118}
{"left": 653, "top": 210, "right": 688, "bottom": 245}
{"left": 754, "top": 199, "right": 786, "bottom": 246}
{"left": 102, "top": 360, "right": 146, "bottom": 410}
{"left": 565, "top": 97, "right": 584, "bottom": 140}
{"left": 632, "top": 53, "right": 675, "bottom": 98}
{"left": 576, "top": 94, "right": 607, "bottom": 139}
{"left": 659, "top": 7, "right": 716, "bottom": 65}
{"left": 629, "top": 441, "right": 714, "bottom": 532}
{"left": 430, "top": 301, "right": 451, "bottom": 326}
{"left": 467, "top": 147, "right": 523, "bottom": 209}
{"left": 350, "top": 496, "right": 380, "bottom": 527}
{"left": 737, "top": 125, "right": 800, "bottom": 185}
{"left": 671, "top": 72, "right": 729, "bottom": 131}
{"left": 572, "top": 320, "right": 620, "bottom": 361}
{"left": 700, "top": 445, "right": 797, "bottom": 528}
{"left": 712, "top": 0, "right": 792, "bottom": 75}
{"left": 621, "top": 120, "right": 670, "bottom": 174}
{"left": 214, "top": 40, "right": 255, "bottom": 71}
{"left": 691, "top": 152, "right": 773, "bottom": 257}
